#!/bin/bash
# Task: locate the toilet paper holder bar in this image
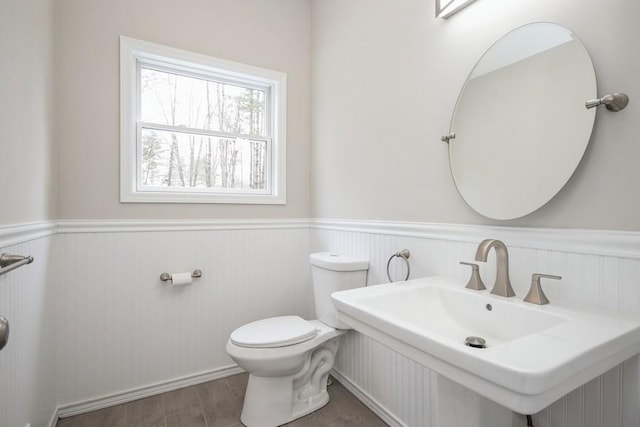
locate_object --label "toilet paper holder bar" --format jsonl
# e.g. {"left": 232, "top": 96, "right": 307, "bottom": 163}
{"left": 160, "top": 269, "right": 202, "bottom": 282}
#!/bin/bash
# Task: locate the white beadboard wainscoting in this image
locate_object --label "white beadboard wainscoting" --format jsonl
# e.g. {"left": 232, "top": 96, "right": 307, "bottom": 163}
{"left": 53, "top": 220, "right": 312, "bottom": 414}
{"left": 1, "top": 219, "right": 639, "bottom": 427}
{"left": 311, "top": 219, "right": 640, "bottom": 427}
{"left": 0, "top": 220, "right": 313, "bottom": 426}
{"left": 0, "top": 223, "right": 57, "bottom": 427}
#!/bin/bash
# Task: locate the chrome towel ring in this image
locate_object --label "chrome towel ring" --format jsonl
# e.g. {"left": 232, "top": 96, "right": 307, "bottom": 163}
{"left": 386, "top": 249, "right": 411, "bottom": 282}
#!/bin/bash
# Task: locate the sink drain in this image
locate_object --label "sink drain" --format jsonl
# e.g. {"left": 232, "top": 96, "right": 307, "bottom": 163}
{"left": 464, "top": 336, "right": 487, "bottom": 349}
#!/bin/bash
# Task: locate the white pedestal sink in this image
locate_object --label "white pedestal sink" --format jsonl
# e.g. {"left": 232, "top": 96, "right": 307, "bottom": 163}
{"left": 331, "top": 276, "right": 640, "bottom": 414}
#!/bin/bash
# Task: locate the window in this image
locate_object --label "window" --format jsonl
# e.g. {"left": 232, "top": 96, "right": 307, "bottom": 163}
{"left": 120, "top": 37, "right": 286, "bottom": 204}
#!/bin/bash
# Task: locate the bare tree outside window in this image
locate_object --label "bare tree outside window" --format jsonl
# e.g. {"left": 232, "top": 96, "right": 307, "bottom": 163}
{"left": 140, "top": 67, "right": 267, "bottom": 191}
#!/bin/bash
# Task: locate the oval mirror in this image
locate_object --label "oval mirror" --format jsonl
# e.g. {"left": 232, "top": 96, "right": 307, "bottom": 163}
{"left": 448, "top": 23, "right": 597, "bottom": 220}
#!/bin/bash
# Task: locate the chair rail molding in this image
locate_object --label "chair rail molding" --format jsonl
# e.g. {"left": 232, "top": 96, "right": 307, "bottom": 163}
{"left": 2, "top": 219, "right": 638, "bottom": 259}
{"left": 56, "top": 218, "right": 310, "bottom": 233}
{"left": 310, "top": 219, "right": 640, "bottom": 259}
{"left": 0, "top": 221, "right": 56, "bottom": 248}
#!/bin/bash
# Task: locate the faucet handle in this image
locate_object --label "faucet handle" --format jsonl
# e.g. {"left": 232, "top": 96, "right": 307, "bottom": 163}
{"left": 459, "top": 262, "right": 486, "bottom": 291}
{"left": 523, "top": 273, "right": 562, "bottom": 305}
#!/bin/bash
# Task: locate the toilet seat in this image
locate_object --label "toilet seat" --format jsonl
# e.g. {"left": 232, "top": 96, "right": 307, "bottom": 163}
{"left": 230, "top": 316, "right": 318, "bottom": 348}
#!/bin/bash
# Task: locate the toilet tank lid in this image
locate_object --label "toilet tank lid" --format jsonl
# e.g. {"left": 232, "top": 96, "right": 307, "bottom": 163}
{"left": 309, "top": 252, "right": 369, "bottom": 272}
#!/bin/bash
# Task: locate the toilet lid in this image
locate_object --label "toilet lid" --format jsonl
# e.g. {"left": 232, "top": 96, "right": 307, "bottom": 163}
{"left": 230, "top": 316, "right": 318, "bottom": 348}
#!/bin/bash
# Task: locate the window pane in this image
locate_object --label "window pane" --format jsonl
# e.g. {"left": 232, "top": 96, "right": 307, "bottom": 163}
{"left": 140, "top": 67, "right": 266, "bottom": 136}
{"left": 141, "top": 128, "right": 267, "bottom": 190}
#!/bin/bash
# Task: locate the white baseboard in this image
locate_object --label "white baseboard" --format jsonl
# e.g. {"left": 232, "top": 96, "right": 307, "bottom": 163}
{"left": 331, "top": 368, "right": 406, "bottom": 427}
{"left": 51, "top": 366, "right": 395, "bottom": 426}
{"left": 55, "top": 365, "right": 244, "bottom": 420}
{"left": 47, "top": 410, "right": 59, "bottom": 427}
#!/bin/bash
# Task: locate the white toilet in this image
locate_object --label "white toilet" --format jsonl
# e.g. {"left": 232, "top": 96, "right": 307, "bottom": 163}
{"left": 226, "top": 252, "right": 369, "bottom": 427}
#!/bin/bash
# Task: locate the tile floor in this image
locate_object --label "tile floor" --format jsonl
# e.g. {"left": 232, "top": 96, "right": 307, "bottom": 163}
{"left": 55, "top": 373, "right": 388, "bottom": 427}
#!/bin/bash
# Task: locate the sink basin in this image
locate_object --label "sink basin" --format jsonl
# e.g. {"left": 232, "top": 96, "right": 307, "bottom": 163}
{"left": 331, "top": 276, "right": 640, "bottom": 414}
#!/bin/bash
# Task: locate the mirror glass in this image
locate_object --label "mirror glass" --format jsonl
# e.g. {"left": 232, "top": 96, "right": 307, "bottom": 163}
{"left": 448, "top": 23, "right": 597, "bottom": 220}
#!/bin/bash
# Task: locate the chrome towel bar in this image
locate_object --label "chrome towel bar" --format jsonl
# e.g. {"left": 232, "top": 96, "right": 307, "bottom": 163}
{"left": 0, "top": 253, "right": 34, "bottom": 277}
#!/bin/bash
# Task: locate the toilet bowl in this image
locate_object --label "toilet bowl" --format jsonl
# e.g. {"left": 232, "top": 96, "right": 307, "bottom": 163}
{"left": 226, "top": 252, "right": 368, "bottom": 427}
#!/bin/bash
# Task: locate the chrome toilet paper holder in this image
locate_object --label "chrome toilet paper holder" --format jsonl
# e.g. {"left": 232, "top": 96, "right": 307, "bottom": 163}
{"left": 160, "top": 269, "right": 202, "bottom": 282}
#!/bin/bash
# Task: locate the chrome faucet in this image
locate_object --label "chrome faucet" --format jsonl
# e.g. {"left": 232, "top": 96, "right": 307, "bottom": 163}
{"left": 474, "top": 239, "right": 515, "bottom": 297}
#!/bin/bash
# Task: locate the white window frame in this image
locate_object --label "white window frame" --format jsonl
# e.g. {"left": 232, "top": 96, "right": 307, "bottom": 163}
{"left": 120, "top": 36, "right": 286, "bottom": 204}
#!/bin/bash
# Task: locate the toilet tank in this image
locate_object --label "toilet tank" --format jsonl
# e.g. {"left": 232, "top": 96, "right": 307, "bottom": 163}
{"left": 309, "top": 252, "right": 369, "bottom": 329}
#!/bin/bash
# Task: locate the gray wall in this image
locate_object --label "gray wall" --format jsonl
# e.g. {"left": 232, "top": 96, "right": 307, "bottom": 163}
{"left": 55, "top": 0, "right": 312, "bottom": 220}
{"left": 0, "top": 0, "right": 56, "bottom": 226}
{"left": 311, "top": 0, "right": 640, "bottom": 231}
{"left": 0, "top": 4, "right": 57, "bottom": 427}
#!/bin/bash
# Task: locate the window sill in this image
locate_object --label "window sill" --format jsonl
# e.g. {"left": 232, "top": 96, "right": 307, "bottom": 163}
{"left": 120, "top": 191, "right": 286, "bottom": 205}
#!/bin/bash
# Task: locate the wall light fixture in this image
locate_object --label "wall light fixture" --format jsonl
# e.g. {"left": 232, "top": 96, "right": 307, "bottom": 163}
{"left": 436, "top": 0, "right": 477, "bottom": 19}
